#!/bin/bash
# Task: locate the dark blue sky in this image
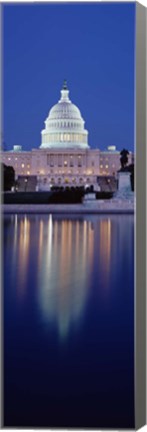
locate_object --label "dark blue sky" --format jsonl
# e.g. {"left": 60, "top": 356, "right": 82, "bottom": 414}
{"left": 3, "top": 2, "right": 135, "bottom": 152}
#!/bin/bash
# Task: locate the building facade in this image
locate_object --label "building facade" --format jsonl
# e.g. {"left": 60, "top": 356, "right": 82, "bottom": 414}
{"left": 1, "top": 81, "right": 133, "bottom": 191}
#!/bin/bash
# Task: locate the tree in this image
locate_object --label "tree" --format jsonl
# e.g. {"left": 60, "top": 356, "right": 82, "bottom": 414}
{"left": 2, "top": 164, "right": 15, "bottom": 191}
{"left": 120, "top": 148, "right": 129, "bottom": 170}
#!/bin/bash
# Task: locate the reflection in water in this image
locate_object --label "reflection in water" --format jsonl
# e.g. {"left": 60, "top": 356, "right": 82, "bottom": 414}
{"left": 38, "top": 217, "right": 94, "bottom": 338}
{"left": 17, "top": 216, "right": 30, "bottom": 297}
{"left": 99, "top": 219, "right": 111, "bottom": 285}
{"left": 11, "top": 215, "right": 18, "bottom": 279}
{"left": 38, "top": 220, "right": 44, "bottom": 266}
{"left": 4, "top": 214, "right": 134, "bottom": 428}
{"left": 4, "top": 214, "right": 133, "bottom": 337}
{"left": 4, "top": 215, "right": 30, "bottom": 298}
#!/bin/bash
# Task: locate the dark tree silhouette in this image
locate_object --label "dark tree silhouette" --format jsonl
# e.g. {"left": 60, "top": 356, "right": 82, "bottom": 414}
{"left": 2, "top": 163, "right": 15, "bottom": 191}
{"left": 120, "top": 148, "right": 129, "bottom": 170}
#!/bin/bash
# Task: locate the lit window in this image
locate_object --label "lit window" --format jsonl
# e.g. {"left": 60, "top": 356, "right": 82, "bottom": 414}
{"left": 27, "top": 171, "right": 30, "bottom": 175}
{"left": 8, "top": 157, "right": 11, "bottom": 160}
{"left": 105, "top": 165, "right": 109, "bottom": 169}
{"left": 27, "top": 164, "right": 30, "bottom": 168}
{"left": 15, "top": 157, "right": 17, "bottom": 161}
{"left": 100, "top": 165, "right": 103, "bottom": 168}
{"left": 64, "top": 161, "right": 67, "bottom": 166}
{"left": 21, "top": 163, "right": 24, "bottom": 168}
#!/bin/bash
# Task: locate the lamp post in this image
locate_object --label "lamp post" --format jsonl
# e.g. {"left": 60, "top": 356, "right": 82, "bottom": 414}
{"left": 24, "top": 177, "right": 28, "bottom": 192}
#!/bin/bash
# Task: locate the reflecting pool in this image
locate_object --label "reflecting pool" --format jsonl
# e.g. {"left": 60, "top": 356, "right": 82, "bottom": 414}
{"left": 4, "top": 214, "right": 134, "bottom": 428}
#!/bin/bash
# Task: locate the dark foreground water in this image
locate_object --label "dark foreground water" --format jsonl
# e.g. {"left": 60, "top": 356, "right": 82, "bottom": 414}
{"left": 4, "top": 214, "right": 134, "bottom": 428}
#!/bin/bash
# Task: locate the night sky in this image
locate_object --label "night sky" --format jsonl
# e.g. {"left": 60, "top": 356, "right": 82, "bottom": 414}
{"left": 3, "top": 2, "right": 135, "bottom": 152}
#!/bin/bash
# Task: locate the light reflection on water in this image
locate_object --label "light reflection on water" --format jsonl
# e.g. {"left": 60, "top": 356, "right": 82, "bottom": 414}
{"left": 37, "top": 216, "right": 94, "bottom": 337}
{"left": 4, "top": 213, "right": 134, "bottom": 428}
{"left": 4, "top": 214, "right": 134, "bottom": 339}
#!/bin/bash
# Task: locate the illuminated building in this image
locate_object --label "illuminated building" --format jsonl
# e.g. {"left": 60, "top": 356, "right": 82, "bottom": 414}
{"left": 1, "top": 81, "right": 133, "bottom": 191}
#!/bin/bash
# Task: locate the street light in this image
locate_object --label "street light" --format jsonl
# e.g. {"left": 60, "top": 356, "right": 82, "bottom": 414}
{"left": 24, "top": 177, "right": 28, "bottom": 192}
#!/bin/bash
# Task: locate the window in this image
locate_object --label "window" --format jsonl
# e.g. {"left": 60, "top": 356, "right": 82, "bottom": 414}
{"left": 78, "top": 155, "right": 82, "bottom": 167}
{"left": 70, "top": 156, "right": 73, "bottom": 167}
{"left": 100, "top": 165, "right": 103, "bottom": 168}
{"left": 105, "top": 165, "right": 109, "bottom": 169}
{"left": 64, "top": 161, "right": 67, "bottom": 166}
{"left": 8, "top": 157, "right": 11, "bottom": 161}
{"left": 21, "top": 163, "right": 24, "bottom": 168}
{"left": 50, "top": 155, "right": 54, "bottom": 167}
{"left": 58, "top": 155, "right": 62, "bottom": 167}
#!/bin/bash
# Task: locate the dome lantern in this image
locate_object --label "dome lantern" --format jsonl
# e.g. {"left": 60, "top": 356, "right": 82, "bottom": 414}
{"left": 59, "top": 80, "right": 70, "bottom": 103}
{"left": 63, "top": 79, "right": 67, "bottom": 90}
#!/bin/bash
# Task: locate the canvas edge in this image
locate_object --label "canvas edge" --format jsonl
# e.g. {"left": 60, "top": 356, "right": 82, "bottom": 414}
{"left": 135, "top": 2, "right": 146, "bottom": 430}
{"left": 0, "top": 2, "right": 3, "bottom": 429}
{"left": 0, "top": 2, "right": 146, "bottom": 431}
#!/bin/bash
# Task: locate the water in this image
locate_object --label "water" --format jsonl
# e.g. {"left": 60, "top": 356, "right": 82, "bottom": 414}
{"left": 4, "top": 214, "right": 134, "bottom": 428}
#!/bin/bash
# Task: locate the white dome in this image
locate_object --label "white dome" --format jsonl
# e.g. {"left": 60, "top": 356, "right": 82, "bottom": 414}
{"left": 49, "top": 102, "right": 81, "bottom": 120}
{"left": 40, "top": 81, "right": 89, "bottom": 149}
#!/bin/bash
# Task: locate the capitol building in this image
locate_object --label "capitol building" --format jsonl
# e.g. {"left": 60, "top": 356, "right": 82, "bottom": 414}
{"left": 1, "top": 81, "right": 133, "bottom": 191}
